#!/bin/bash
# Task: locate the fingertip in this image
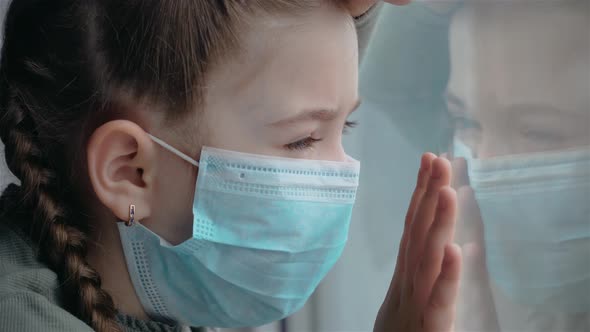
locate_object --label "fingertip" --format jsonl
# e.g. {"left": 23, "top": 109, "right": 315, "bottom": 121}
{"left": 421, "top": 152, "right": 437, "bottom": 171}
{"left": 442, "top": 243, "right": 461, "bottom": 266}
{"left": 440, "top": 186, "right": 457, "bottom": 197}
{"left": 443, "top": 243, "right": 463, "bottom": 276}
{"left": 448, "top": 242, "right": 462, "bottom": 258}
{"left": 416, "top": 153, "right": 436, "bottom": 191}
{"left": 424, "top": 152, "right": 438, "bottom": 159}
{"left": 438, "top": 156, "right": 452, "bottom": 168}
{"left": 437, "top": 186, "right": 457, "bottom": 211}
{"left": 431, "top": 157, "right": 452, "bottom": 180}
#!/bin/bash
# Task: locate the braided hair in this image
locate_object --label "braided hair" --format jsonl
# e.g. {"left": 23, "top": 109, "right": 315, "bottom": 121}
{"left": 0, "top": 1, "right": 338, "bottom": 331}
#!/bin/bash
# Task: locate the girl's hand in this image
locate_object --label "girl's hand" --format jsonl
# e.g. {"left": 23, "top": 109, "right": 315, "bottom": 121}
{"left": 374, "top": 153, "right": 462, "bottom": 332}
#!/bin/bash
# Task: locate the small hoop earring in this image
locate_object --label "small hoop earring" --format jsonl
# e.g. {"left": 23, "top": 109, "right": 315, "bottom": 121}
{"left": 126, "top": 204, "right": 136, "bottom": 227}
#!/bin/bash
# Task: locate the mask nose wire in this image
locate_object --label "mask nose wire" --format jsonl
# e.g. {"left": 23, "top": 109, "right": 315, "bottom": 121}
{"left": 147, "top": 134, "right": 200, "bottom": 167}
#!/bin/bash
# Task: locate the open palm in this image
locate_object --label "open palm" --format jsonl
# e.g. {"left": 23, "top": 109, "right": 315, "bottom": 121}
{"left": 374, "top": 154, "right": 462, "bottom": 332}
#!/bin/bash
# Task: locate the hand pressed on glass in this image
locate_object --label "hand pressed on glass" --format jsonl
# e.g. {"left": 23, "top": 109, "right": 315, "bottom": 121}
{"left": 374, "top": 154, "right": 462, "bottom": 332}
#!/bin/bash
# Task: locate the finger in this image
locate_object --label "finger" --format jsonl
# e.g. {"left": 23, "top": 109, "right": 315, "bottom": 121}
{"left": 456, "top": 186, "right": 482, "bottom": 246}
{"left": 405, "top": 153, "right": 438, "bottom": 231}
{"left": 424, "top": 243, "right": 462, "bottom": 332}
{"left": 451, "top": 157, "right": 469, "bottom": 189}
{"left": 414, "top": 186, "right": 458, "bottom": 308}
{"left": 389, "top": 153, "right": 436, "bottom": 306}
{"left": 403, "top": 157, "right": 452, "bottom": 298}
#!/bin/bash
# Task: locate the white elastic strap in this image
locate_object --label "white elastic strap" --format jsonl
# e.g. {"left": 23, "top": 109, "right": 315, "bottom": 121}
{"left": 147, "top": 134, "right": 199, "bottom": 167}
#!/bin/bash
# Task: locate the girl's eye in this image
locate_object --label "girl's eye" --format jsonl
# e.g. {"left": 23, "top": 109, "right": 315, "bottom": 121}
{"left": 343, "top": 120, "right": 358, "bottom": 134}
{"left": 285, "top": 137, "right": 323, "bottom": 151}
{"left": 285, "top": 121, "right": 358, "bottom": 151}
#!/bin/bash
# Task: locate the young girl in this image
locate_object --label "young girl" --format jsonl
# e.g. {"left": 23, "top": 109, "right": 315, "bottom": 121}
{"left": 0, "top": 1, "right": 461, "bottom": 331}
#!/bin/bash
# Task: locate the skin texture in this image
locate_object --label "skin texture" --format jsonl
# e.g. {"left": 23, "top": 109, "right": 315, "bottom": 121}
{"left": 85, "top": 1, "right": 462, "bottom": 330}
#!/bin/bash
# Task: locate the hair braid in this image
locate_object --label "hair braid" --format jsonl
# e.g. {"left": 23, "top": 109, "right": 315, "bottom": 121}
{"left": 0, "top": 1, "right": 148, "bottom": 329}
{"left": 1, "top": 0, "right": 344, "bottom": 330}
{"left": 0, "top": 81, "right": 122, "bottom": 331}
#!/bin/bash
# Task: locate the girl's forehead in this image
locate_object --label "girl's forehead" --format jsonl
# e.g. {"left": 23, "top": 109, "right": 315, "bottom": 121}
{"left": 204, "top": 5, "right": 358, "bottom": 120}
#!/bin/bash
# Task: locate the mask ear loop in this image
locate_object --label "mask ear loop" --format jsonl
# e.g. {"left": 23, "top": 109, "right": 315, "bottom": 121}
{"left": 147, "top": 134, "right": 200, "bottom": 167}
{"left": 127, "top": 135, "right": 198, "bottom": 228}
{"left": 117, "top": 133, "right": 199, "bottom": 228}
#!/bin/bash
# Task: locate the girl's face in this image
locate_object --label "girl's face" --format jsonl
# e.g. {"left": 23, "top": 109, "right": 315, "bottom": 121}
{"left": 87, "top": 4, "right": 359, "bottom": 245}
{"left": 202, "top": 7, "right": 359, "bottom": 161}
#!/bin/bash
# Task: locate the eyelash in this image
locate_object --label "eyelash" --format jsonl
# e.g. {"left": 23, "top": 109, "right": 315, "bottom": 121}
{"left": 285, "top": 121, "right": 358, "bottom": 151}
{"left": 343, "top": 120, "right": 357, "bottom": 134}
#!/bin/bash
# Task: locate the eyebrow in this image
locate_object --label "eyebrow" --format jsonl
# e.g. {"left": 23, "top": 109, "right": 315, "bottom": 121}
{"left": 268, "top": 99, "right": 362, "bottom": 128}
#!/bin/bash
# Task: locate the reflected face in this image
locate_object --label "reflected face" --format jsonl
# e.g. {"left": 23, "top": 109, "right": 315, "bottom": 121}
{"left": 447, "top": 1, "right": 590, "bottom": 158}
{"left": 446, "top": 2, "right": 590, "bottom": 326}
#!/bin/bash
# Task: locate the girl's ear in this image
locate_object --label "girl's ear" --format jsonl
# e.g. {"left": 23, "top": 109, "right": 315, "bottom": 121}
{"left": 87, "top": 120, "right": 157, "bottom": 222}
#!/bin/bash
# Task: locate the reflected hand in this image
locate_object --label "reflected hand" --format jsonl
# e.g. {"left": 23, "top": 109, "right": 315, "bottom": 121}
{"left": 374, "top": 153, "right": 462, "bottom": 332}
{"left": 451, "top": 157, "right": 500, "bottom": 332}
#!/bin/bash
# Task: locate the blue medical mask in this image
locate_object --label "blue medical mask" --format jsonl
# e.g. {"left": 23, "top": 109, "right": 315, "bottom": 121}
{"left": 117, "top": 135, "right": 360, "bottom": 328}
{"left": 454, "top": 139, "right": 590, "bottom": 313}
